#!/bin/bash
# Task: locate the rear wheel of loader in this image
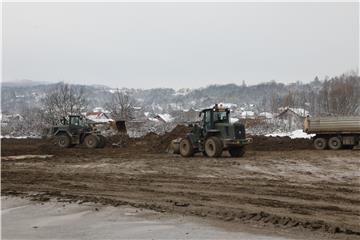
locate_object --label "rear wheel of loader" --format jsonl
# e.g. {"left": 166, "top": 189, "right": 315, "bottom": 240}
{"left": 328, "top": 137, "right": 342, "bottom": 150}
{"left": 314, "top": 138, "right": 327, "bottom": 150}
{"left": 179, "top": 138, "right": 194, "bottom": 157}
{"left": 205, "top": 137, "right": 222, "bottom": 157}
{"left": 97, "top": 135, "right": 106, "bottom": 148}
{"left": 56, "top": 133, "right": 71, "bottom": 148}
{"left": 229, "top": 147, "right": 245, "bottom": 157}
{"left": 84, "top": 135, "right": 99, "bottom": 149}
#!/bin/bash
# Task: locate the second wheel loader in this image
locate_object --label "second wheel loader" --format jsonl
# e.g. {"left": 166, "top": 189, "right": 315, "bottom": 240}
{"left": 45, "top": 115, "right": 126, "bottom": 148}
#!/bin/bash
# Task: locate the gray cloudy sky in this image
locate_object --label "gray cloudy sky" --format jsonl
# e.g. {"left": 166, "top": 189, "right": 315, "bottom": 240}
{"left": 3, "top": 2, "right": 359, "bottom": 89}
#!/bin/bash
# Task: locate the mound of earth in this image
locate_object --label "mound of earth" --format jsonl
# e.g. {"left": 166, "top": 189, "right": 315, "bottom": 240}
{"left": 248, "top": 135, "right": 313, "bottom": 151}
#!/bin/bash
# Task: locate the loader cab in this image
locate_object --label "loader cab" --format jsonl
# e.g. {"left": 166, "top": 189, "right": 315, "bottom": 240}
{"left": 68, "top": 115, "right": 88, "bottom": 135}
{"left": 200, "top": 104, "right": 230, "bottom": 131}
{"left": 69, "top": 115, "right": 83, "bottom": 126}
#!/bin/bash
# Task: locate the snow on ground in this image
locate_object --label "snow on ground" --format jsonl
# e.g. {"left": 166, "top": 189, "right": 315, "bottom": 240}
{"left": 222, "top": 103, "right": 238, "bottom": 108}
{"left": 259, "top": 112, "right": 273, "bottom": 119}
{"left": 148, "top": 117, "right": 160, "bottom": 122}
{"left": 230, "top": 117, "right": 239, "bottom": 123}
{"left": 0, "top": 135, "right": 41, "bottom": 139}
{"left": 157, "top": 113, "right": 174, "bottom": 122}
{"left": 289, "top": 108, "right": 309, "bottom": 117}
{"left": 241, "top": 111, "right": 255, "bottom": 118}
{"left": 265, "top": 129, "right": 315, "bottom": 139}
{"left": 86, "top": 118, "right": 113, "bottom": 123}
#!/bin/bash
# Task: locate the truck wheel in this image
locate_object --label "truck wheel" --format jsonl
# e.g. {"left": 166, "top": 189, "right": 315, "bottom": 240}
{"left": 179, "top": 138, "right": 194, "bottom": 157}
{"left": 84, "top": 135, "right": 99, "bottom": 149}
{"left": 56, "top": 133, "right": 71, "bottom": 148}
{"left": 314, "top": 138, "right": 327, "bottom": 150}
{"left": 229, "top": 147, "right": 245, "bottom": 157}
{"left": 328, "top": 137, "right": 342, "bottom": 150}
{"left": 205, "top": 137, "right": 222, "bottom": 157}
{"left": 97, "top": 135, "right": 106, "bottom": 148}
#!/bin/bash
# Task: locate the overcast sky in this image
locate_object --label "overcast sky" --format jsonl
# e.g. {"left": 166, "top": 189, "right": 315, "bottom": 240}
{"left": 2, "top": 2, "right": 359, "bottom": 89}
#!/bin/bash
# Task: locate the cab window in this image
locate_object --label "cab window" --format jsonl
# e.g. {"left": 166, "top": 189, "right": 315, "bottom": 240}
{"left": 70, "top": 117, "right": 80, "bottom": 126}
{"left": 214, "top": 111, "right": 228, "bottom": 122}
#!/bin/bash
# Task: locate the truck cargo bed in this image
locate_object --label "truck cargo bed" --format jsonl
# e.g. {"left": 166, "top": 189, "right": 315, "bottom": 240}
{"left": 304, "top": 116, "right": 360, "bottom": 134}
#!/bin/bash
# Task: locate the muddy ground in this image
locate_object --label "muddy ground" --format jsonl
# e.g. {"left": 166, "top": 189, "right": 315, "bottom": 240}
{"left": 1, "top": 132, "right": 360, "bottom": 239}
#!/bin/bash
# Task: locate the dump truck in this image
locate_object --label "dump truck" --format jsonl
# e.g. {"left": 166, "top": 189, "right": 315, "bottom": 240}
{"left": 44, "top": 115, "right": 126, "bottom": 148}
{"left": 303, "top": 116, "right": 360, "bottom": 150}
{"left": 172, "top": 104, "right": 252, "bottom": 157}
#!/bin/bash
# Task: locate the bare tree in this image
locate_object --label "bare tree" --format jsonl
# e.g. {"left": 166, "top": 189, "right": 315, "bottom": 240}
{"left": 327, "top": 74, "right": 360, "bottom": 115}
{"left": 282, "top": 91, "right": 294, "bottom": 107}
{"left": 42, "top": 83, "right": 88, "bottom": 123}
{"left": 270, "top": 93, "right": 280, "bottom": 113}
{"left": 106, "top": 89, "right": 136, "bottom": 121}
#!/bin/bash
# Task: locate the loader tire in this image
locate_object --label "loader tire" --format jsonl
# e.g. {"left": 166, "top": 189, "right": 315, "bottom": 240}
{"left": 205, "top": 137, "right": 222, "bottom": 158}
{"left": 314, "top": 138, "right": 327, "bottom": 150}
{"left": 97, "top": 135, "right": 106, "bottom": 148}
{"left": 328, "top": 137, "right": 342, "bottom": 150}
{"left": 56, "top": 133, "right": 71, "bottom": 148}
{"left": 84, "top": 135, "right": 99, "bottom": 149}
{"left": 229, "top": 147, "right": 245, "bottom": 157}
{"left": 179, "top": 138, "right": 194, "bottom": 157}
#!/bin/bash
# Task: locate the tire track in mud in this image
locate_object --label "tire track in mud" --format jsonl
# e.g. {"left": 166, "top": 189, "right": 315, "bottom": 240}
{"left": 2, "top": 138, "right": 360, "bottom": 239}
{"left": 2, "top": 168, "right": 360, "bottom": 237}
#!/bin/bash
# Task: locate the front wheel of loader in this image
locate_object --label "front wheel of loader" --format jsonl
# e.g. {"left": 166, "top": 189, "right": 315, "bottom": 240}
{"left": 179, "top": 138, "right": 194, "bottom": 157}
{"left": 56, "top": 133, "right": 71, "bottom": 148}
{"left": 229, "top": 147, "right": 245, "bottom": 157}
{"left": 84, "top": 135, "right": 99, "bottom": 149}
{"left": 204, "top": 137, "right": 222, "bottom": 158}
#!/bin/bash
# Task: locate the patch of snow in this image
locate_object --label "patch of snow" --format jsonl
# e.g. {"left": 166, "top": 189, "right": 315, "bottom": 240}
{"left": 259, "top": 112, "right": 273, "bottom": 119}
{"left": 0, "top": 135, "right": 41, "bottom": 139}
{"left": 92, "top": 107, "right": 110, "bottom": 113}
{"left": 240, "top": 111, "right": 255, "bottom": 118}
{"left": 86, "top": 118, "right": 113, "bottom": 123}
{"left": 148, "top": 117, "right": 160, "bottom": 122}
{"left": 157, "top": 113, "right": 174, "bottom": 123}
{"left": 230, "top": 117, "right": 239, "bottom": 123}
{"left": 265, "top": 129, "right": 314, "bottom": 139}
{"left": 222, "top": 103, "right": 238, "bottom": 108}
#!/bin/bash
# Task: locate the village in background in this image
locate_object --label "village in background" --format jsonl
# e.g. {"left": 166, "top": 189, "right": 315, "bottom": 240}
{"left": 1, "top": 72, "right": 359, "bottom": 139}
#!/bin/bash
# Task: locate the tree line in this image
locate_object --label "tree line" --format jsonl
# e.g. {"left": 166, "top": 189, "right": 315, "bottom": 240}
{"left": 265, "top": 73, "right": 359, "bottom": 116}
{"left": 1, "top": 73, "right": 359, "bottom": 137}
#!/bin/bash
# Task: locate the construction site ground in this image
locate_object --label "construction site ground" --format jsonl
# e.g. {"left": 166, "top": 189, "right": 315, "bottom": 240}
{"left": 2, "top": 130, "right": 360, "bottom": 239}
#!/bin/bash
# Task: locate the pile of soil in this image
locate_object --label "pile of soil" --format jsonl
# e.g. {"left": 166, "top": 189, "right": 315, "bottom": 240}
{"left": 1, "top": 125, "right": 313, "bottom": 157}
{"left": 123, "top": 125, "right": 313, "bottom": 153}
{"left": 135, "top": 125, "right": 191, "bottom": 153}
{"left": 248, "top": 135, "right": 313, "bottom": 151}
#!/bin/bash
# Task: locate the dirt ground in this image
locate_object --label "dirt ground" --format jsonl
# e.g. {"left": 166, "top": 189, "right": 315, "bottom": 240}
{"left": 1, "top": 133, "right": 360, "bottom": 239}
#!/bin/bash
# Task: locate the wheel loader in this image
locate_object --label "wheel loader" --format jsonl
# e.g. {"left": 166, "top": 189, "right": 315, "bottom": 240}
{"left": 172, "top": 104, "right": 252, "bottom": 157}
{"left": 44, "top": 115, "right": 126, "bottom": 148}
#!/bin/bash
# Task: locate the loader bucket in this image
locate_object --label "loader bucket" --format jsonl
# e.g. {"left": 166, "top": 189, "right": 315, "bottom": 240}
{"left": 115, "top": 120, "right": 127, "bottom": 133}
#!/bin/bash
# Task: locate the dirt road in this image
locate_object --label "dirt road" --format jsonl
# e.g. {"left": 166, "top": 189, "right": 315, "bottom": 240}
{"left": 1, "top": 137, "right": 360, "bottom": 239}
